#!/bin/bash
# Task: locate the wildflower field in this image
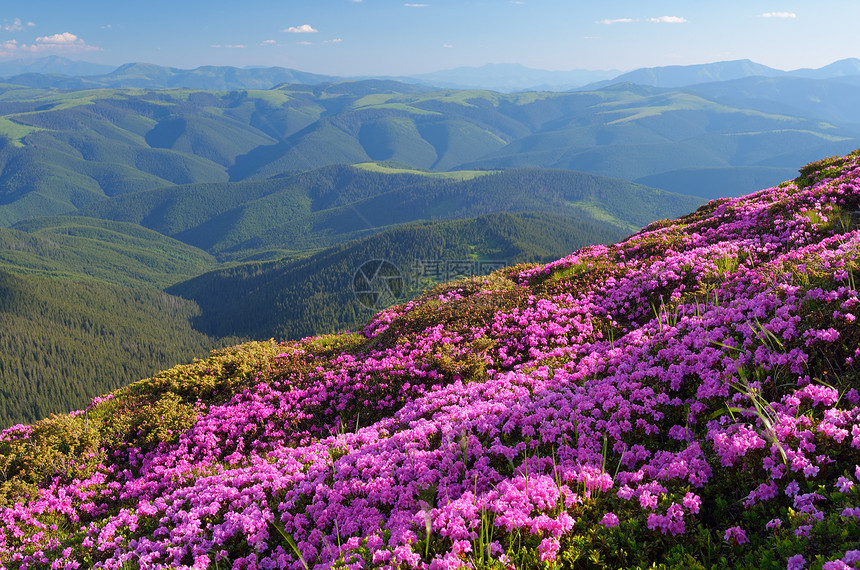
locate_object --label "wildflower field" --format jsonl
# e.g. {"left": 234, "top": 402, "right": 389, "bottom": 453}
{"left": 2, "top": 151, "right": 860, "bottom": 569}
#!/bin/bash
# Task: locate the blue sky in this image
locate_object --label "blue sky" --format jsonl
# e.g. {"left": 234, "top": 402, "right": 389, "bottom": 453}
{"left": 1, "top": 1, "right": 859, "bottom": 75}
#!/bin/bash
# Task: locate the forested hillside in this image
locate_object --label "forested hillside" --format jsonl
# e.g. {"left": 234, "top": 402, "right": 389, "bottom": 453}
{"left": 167, "top": 211, "right": 629, "bottom": 339}
{"left": 0, "top": 270, "right": 232, "bottom": 426}
{"left": 80, "top": 166, "right": 700, "bottom": 260}
{"left": 0, "top": 217, "right": 216, "bottom": 287}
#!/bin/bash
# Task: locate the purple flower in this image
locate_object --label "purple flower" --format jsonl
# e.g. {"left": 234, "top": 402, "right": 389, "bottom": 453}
{"left": 822, "top": 561, "right": 851, "bottom": 570}
{"left": 836, "top": 476, "right": 854, "bottom": 493}
{"left": 787, "top": 554, "right": 806, "bottom": 570}
{"left": 538, "top": 537, "right": 560, "bottom": 562}
{"left": 723, "top": 526, "right": 749, "bottom": 545}
{"left": 600, "top": 512, "right": 620, "bottom": 528}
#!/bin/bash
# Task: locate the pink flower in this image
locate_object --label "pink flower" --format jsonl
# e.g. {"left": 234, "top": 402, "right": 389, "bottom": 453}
{"left": 538, "top": 537, "right": 560, "bottom": 562}
{"left": 600, "top": 512, "right": 620, "bottom": 528}
{"left": 723, "top": 526, "right": 748, "bottom": 545}
{"left": 836, "top": 476, "right": 854, "bottom": 493}
{"left": 822, "top": 561, "right": 850, "bottom": 570}
{"left": 682, "top": 492, "right": 701, "bottom": 514}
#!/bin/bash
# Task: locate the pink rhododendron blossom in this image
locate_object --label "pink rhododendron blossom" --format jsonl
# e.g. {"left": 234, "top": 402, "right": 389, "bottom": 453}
{"left": 538, "top": 537, "right": 560, "bottom": 562}
{"left": 600, "top": 512, "right": 620, "bottom": 528}
{"left": 5, "top": 151, "right": 860, "bottom": 568}
{"left": 724, "top": 526, "right": 749, "bottom": 545}
{"left": 837, "top": 476, "right": 854, "bottom": 493}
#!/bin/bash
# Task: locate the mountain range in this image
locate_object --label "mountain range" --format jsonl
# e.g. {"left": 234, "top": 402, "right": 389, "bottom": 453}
{"left": 1, "top": 56, "right": 860, "bottom": 427}
{"left": 0, "top": 75, "right": 857, "bottom": 230}
{"left": 4, "top": 56, "right": 860, "bottom": 92}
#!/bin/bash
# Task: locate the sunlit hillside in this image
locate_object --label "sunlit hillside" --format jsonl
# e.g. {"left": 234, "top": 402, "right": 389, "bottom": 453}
{"left": 2, "top": 151, "right": 860, "bottom": 568}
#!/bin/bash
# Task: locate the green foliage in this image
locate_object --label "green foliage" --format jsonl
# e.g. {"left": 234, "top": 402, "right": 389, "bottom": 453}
{"left": 0, "top": 412, "right": 101, "bottom": 504}
{"left": 796, "top": 149, "right": 860, "bottom": 188}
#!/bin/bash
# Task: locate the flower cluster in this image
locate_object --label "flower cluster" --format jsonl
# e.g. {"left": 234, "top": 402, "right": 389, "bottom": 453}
{"left": 2, "top": 152, "right": 860, "bottom": 568}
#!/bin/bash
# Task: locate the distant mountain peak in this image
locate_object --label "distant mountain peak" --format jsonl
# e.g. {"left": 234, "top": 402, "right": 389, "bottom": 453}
{"left": 0, "top": 56, "right": 116, "bottom": 78}
{"left": 408, "top": 63, "right": 621, "bottom": 92}
{"left": 579, "top": 59, "right": 785, "bottom": 90}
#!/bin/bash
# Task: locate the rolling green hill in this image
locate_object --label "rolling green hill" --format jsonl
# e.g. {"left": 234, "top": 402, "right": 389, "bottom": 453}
{"left": 78, "top": 165, "right": 702, "bottom": 260}
{"left": 0, "top": 216, "right": 216, "bottom": 288}
{"left": 0, "top": 79, "right": 856, "bottom": 226}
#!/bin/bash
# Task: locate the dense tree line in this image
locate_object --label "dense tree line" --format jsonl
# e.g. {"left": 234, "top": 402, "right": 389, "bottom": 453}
{"left": 168, "top": 210, "right": 626, "bottom": 340}
{"left": 0, "top": 270, "right": 231, "bottom": 427}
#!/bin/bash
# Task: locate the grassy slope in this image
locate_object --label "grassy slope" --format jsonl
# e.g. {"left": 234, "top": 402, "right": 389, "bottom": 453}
{"left": 2, "top": 152, "right": 860, "bottom": 568}
{"left": 0, "top": 216, "right": 217, "bottom": 288}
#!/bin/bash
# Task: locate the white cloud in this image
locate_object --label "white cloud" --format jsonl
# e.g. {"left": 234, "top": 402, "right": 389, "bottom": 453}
{"left": 324, "top": 38, "right": 343, "bottom": 43}
{"left": 262, "top": 39, "right": 277, "bottom": 45}
{"left": 404, "top": 3, "right": 428, "bottom": 6}
{"left": 510, "top": 1, "right": 525, "bottom": 4}
{"left": 648, "top": 16, "right": 687, "bottom": 23}
{"left": 37, "top": 32, "right": 84, "bottom": 44}
{"left": 0, "top": 32, "right": 98, "bottom": 56}
{"left": 211, "top": 44, "right": 247, "bottom": 49}
{"left": 283, "top": 24, "right": 318, "bottom": 33}
{"left": 296, "top": 41, "right": 313, "bottom": 46}
{"left": 443, "top": 43, "right": 453, "bottom": 48}
{"left": 760, "top": 11, "right": 796, "bottom": 18}
{"left": 3, "top": 18, "right": 31, "bottom": 32}
{"left": 597, "top": 18, "right": 635, "bottom": 24}
{"left": 0, "top": 40, "right": 19, "bottom": 52}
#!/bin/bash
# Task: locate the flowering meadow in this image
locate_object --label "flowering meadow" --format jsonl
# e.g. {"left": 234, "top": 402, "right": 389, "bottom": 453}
{"left": 3, "top": 151, "right": 860, "bottom": 569}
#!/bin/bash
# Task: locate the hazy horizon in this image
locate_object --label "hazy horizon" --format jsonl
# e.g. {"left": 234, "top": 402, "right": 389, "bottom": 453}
{"left": 1, "top": 1, "right": 858, "bottom": 76}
